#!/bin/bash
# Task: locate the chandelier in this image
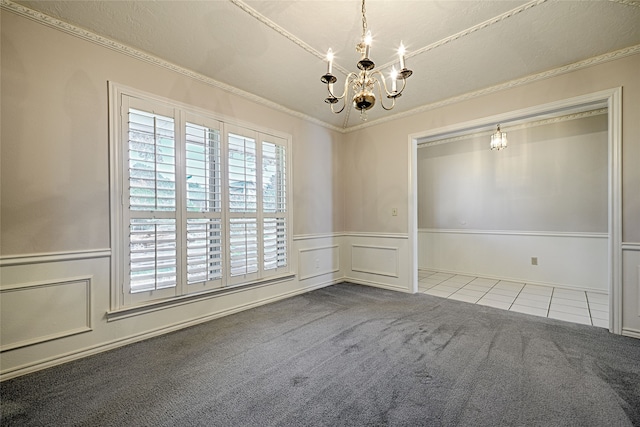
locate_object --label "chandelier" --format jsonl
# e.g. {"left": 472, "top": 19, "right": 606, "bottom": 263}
{"left": 321, "top": 0, "right": 413, "bottom": 120}
{"left": 490, "top": 124, "right": 508, "bottom": 150}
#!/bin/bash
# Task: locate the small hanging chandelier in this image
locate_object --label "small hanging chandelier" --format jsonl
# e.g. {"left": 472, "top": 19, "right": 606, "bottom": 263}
{"left": 321, "top": 0, "right": 413, "bottom": 121}
{"left": 490, "top": 124, "right": 508, "bottom": 150}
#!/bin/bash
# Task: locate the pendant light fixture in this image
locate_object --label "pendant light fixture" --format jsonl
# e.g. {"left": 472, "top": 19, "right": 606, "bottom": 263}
{"left": 321, "top": 0, "right": 413, "bottom": 121}
{"left": 490, "top": 124, "right": 508, "bottom": 150}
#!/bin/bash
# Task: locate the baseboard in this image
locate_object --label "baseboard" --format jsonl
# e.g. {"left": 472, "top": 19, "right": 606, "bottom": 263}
{"left": 0, "top": 279, "right": 340, "bottom": 381}
{"left": 622, "top": 328, "right": 640, "bottom": 340}
{"left": 345, "top": 277, "right": 413, "bottom": 294}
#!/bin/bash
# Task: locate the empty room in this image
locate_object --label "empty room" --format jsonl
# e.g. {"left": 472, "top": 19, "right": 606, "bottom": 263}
{"left": 2, "top": 1, "right": 640, "bottom": 425}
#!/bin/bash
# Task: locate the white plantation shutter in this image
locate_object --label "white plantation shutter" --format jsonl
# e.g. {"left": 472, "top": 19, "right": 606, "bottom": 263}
{"left": 229, "top": 218, "right": 258, "bottom": 276}
{"left": 228, "top": 133, "right": 257, "bottom": 213}
{"left": 227, "top": 128, "right": 259, "bottom": 284}
{"left": 128, "top": 109, "right": 176, "bottom": 211}
{"left": 125, "top": 105, "right": 179, "bottom": 300}
{"left": 112, "top": 86, "right": 291, "bottom": 309}
{"left": 185, "top": 119, "right": 223, "bottom": 290}
{"left": 263, "top": 218, "right": 286, "bottom": 270}
{"left": 186, "top": 218, "right": 222, "bottom": 284}
{"left": 129, "top": 218, "right": 177, "bottom": 292}
{"left": 262, "top": 140, "right": 287, "bottom": 272}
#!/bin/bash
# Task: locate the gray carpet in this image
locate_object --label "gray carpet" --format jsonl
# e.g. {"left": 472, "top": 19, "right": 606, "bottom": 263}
{"left": 2, "top": 283, "right": 640, "bottom": 426}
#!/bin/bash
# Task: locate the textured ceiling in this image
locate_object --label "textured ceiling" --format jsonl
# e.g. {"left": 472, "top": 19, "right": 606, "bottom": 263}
{"left": 10, "top": 0, "right": 640, "bottom": 130}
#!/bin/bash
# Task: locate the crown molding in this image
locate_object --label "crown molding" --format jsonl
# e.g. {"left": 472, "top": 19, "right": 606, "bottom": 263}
{"left": 2, "top": 0, "right": 638, "bottom": 134}
{"left": 417, "top": 108, "right": 608, "bottom": 147}
{"left": 609, "top": 0, "right": 640, "bottom": 8}
{"left": 380, "top": 0, "right": 548, "bottom": 70}
{"left": 0, "top": 0, "right": 345, "bottom": 134}
{"left": 345, "top": 43, "right": 640, "bottom": 133}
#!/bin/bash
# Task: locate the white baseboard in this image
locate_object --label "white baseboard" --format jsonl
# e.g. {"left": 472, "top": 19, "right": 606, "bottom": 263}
{"left": 344, "top": 277, "right": 413, "bottom": 294}
{"left": 622, "top": 328, "right": 640, "bottom": 340}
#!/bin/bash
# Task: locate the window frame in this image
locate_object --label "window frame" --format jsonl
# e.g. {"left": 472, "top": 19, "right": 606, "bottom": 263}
{"left": 109, "top": 82, "right": 293, "bottom": 311}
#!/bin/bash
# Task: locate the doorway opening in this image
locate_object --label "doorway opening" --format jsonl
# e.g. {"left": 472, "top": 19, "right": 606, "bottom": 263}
{"left": 407, "top": 88, "right": 622, "bottom": 333}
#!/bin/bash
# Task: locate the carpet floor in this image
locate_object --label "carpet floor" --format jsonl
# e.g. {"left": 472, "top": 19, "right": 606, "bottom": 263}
{"left": 2, "top": 283, "right": 640, "bottom": 426}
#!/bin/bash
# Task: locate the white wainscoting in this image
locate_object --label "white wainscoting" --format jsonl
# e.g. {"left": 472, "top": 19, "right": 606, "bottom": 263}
{"left": 0, "top": 239, "right": 342, "bottom": 380}
{"left": 351, "top": 245, "right": 399, "bottom": 277}
{"left": 1, "top": 277, "right": 92, "bottom": 352}
{"left": 343, "top": 233, "right": 412, "bottom": 293}
{"left": 298, "top": 245, "right": 340, "bottom": 281}
{"left": 419, "top": 229, "right": 609, "bottom": 292}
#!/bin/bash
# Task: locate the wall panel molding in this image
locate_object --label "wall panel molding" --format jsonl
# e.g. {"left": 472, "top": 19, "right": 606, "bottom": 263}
{"left": 351, "top": 245, "right": 399, "bottom": 278}
{"left": 298, "top": 246, "right": 340, "bottom": 281}
{"left": 293, "top": 233, "right": 341, "bottom": 241}
{"left": 419, "top": 229, "right": 608, "bottom": 239}
{"left": 0, "top": 249, "right": 111, "bottom": 267}
{"left": 344, "top": 232, "right": 409, "bottom": 240}
{"left": 1, "top": 277, "right": 92, "bottom": 352}
{"left": 622, "top": 242, "right": 640, "bottom": 251}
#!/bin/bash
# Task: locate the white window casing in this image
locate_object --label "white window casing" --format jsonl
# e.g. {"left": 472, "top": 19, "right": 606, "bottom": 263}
{"left": 109, "top": 83, "right": 292, "bottom": 310}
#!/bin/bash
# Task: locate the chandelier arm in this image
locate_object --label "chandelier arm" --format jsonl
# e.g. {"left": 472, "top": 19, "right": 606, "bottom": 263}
{"left": 330, "top": 100, "right": 347, "bottom": 114}
{"left": 328, "top": 72, "right": 359, "bottom": 100}
{"left": 374, "top": 78, "right": 397, "bottom": 111}
{"left": 369, "top": 70, "right": 394, "bottom": 97}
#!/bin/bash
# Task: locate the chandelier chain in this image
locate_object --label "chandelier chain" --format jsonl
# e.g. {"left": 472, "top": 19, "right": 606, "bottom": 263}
{"left": 361, "top": 0, "right": 367, "bottom": 39}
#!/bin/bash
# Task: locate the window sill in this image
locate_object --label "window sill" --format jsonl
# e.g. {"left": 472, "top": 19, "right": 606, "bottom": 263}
{"left": 106, "top": 273, "right": 296, "bottom": 322}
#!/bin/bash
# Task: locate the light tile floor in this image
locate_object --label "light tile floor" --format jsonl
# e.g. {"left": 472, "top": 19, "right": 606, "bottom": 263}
{"left": 419, "top": 270, "right": 609, "bottom": 328}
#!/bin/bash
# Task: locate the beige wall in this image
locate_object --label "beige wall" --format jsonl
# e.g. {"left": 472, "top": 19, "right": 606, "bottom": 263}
{"left": 0, "top": 9, "right": 348, "bottom": 378}
{"left": 1, "top": 10, "right": 345, "bottom": 257}
{"left": 343, "top": 51, "right": 640, "bottom": 334}
{"left": 418, "top": 114, "right": 608, "bottom": 232}
{"left": 343, "top": 53, "right": 640, "bottom": 241}
{"left": 2, "top": 6, "right": 640, "bottom": 377}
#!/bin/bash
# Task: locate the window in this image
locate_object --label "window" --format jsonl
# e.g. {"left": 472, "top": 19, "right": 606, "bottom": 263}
{"left": 110, "top": 85, "right": 291, "bottom": 309}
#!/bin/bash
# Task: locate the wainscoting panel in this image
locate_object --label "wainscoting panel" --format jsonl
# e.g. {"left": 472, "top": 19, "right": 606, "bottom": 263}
{"left": 622, "top": 245, "right": 640, "bottom": 337}
{"left": 351, "top": 245, "right": 398, "bottom": 278}
{"left": 0, "top": 242, "right": 337, "bottom": 380}
{"left": 298, "top": 245, "right": 340, "bottom": 281}
{"left": 419, "top": 229, "right": 608, "bottom": 291}
{"left": 344, "top": 234, "right": 412, "bottom": 293}
{"left": 1, "top": 278, "right": 92, "bottom": 352}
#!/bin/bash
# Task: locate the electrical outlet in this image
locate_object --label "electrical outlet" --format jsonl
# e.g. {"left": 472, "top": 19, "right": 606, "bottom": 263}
{"left": 531, "top": 257, "right": 538, "bottom": 266}
{"left": 315, "top": 258, "right": 320, "bottom": 269}
{"left": 392, "top": 208, "right": 398, "bottom": 216}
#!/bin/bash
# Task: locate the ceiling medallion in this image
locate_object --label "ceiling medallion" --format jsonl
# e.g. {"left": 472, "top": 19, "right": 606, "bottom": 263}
{"left": 321, "top": 0, "right": 413, "bottom": 121}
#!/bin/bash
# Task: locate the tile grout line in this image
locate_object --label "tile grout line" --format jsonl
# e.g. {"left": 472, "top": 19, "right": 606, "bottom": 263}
{"left": 546, "top": 287, "right": 554, "bottom": 318}
{"left": 584, "top": 291, "right": 594, "bottom": 326}
{"left": 422, "top": 271, "right": 606, "bottom": 329}
{"left": 507, "top": 283, "right": 526, "bottom": 311}
{"left": 454, "top": 276, "right": 493, "bottom": 303}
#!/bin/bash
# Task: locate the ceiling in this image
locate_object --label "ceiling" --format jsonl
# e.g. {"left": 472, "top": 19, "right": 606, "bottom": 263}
{"left": 11, "top": 0, "right": 640, "bottom": 131}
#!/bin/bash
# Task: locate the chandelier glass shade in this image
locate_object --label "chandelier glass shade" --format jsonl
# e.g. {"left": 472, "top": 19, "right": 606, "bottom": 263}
{"left": 321, "top": 0, "right": 413, "bottom": 120}
{"left": 490, "top": 124, "right": 508, "bottom": 150}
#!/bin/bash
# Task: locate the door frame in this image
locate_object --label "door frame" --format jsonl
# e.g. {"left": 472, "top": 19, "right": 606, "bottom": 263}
{"left": 407, "top": 88, "right": 622, "bottom": 334}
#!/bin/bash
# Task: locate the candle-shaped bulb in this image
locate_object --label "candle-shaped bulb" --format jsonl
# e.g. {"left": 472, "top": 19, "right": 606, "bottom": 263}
{"left": 398, "top": 42, "right": 406, "bottom": 70}
{"left": 364, "top": 31, "right": 372, "bottom": 58}
{"left": 390, "top": 67, "right": 398, "bottom": 92}
{"left": 326, "top": 48, "right": 334, "bottom": 74}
